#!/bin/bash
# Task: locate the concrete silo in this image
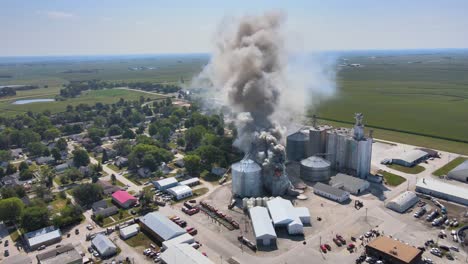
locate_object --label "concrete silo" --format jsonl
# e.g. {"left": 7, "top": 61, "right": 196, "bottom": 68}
{"left": 300, "top": 156, "right": 331, "bottom": 182}
{"left": 286, "top": 130, "right": 310, "bottom": 161}
{"left": 308, "top": 125, "right": 331, "bottom": 156}
{"left": 231, "top": 159, "right": 263, "bottom": 198}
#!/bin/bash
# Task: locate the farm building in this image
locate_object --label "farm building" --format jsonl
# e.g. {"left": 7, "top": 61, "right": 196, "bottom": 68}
{"left": 112, "top": 190, "right": 137, "bottom": 208}
{"left": 161, "top": 243, "right": 214, "bottom": 264}
{"left": 329, "top": 173, "right": 370, "bottom": 195}
{"left": 313, "top": 182, "right": 350, "bottom": 203}
{"left": 92, "top": 200, "right": 118, "bottom": 218}
{"left": 119, "top": 224, "right": 140, "bottom": 240}
{"left": 92, "top": 234, "right": 117, "bottom": 258}
{"left": 249, "top": 206, "right": 277, "bottom": 246}
{"left": 140, "top": 212, "right": 186, "bottom": 242}
{"left": 294, "top": 207, "right": 311, "bottom": 225}
{"left": 179, "top": 177, "right": 200, "bottom": 187}
{"left": 153, "top": 177, "right": 179, "bottom": 191}
{"left": 36, "top": 243, "right": 81, "bottom": 264}
{"left": 416, "top": 178, "right": 468, "bottom": 206}
{"left": 366, "top": 236, "right": 422, "bottom": 264}
{"left": 386, "top": 191, "right": 419, "bottom": 213}
{"left": 392, "top": 149, "right": 429, "bottom": 167}
{"left": 447, "top": 160, "right": 468, "bottom": 183}
{"left": 167, "top": 185, "right": 193, "bottom": 200}
{"left": 266, "top": 197, "right": 304, "bottom": 235}
{"left": 24, "top": 226, "right": 62, "bottom": 250}
{"left": 162, "top": 233, "right": 195, "bottom": 250}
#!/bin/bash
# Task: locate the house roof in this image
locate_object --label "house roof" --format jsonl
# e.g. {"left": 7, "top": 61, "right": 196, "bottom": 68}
{"left": 179, "top": 178, "right": 199, "bottom": 186}
{"left": 140, "top": 212, "right": 186, "bottom": 241}
{"left": 367, "top": 236, "right": 421, "bottom": 263}
{"left": 112, "top": 190, "right": 136, "bottom": 204}
{"left": 168, "top": 185, "right": 192, "bottom": 196}
{"left": 249, "top": 206, "right": 276, "bottom": 239}
{"left": 25, "top": 226, "right": 61, "bottom": 248}
{"left": 92, "top": 234, "right": 117, "bottom": 255}
{"left": 161, "top": 243, "right": 214, "bottom": 264}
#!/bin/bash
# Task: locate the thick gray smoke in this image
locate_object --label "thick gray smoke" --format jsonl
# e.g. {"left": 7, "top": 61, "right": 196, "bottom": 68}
{"left": 192, "top": 12, "right": 336, "bottom": 157}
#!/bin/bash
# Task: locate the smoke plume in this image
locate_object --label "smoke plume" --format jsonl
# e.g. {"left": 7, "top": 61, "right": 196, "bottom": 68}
{"left": 192, "top": 12, "right": 336, "bottom": 156}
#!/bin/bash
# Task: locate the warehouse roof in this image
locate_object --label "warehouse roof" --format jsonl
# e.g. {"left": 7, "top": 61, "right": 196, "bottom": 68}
{"left": 314, "top": 182, "right": 349, "bottom": 197}
{"left": 140, "top": 212, "right": 186, "bottom": 241}
{"left": 168, "top": 185, "right": 192, "bottom": 196}
{"left": 179, "top": 178, "right": 199, "bottom": 186}
{"left": 92, "top": 234, "right": 117, "bottom": 255}
{"left": 25, "top": 226, "right": 61, "bottom": 248}
{"left": 389, "top": 191, "right": 418, "bottom": 207}
{"left": 2, "top": 254, "right": 32, "bottom": 264}
{"left": 330, "top": 173, "right": 369, "bottom": 189}
{"left": 266, "top": 197, "right": 301, "bottom": 226}
{"left": 36, "top": 243, "right": 81, "bottom": 264}
{"left": 294, "top": 207, "right": 310, "bottom": 220}
{"left": 448, "top": 160, "right": 468, "bottom": 177}
{"left": 162, "top": 233, "right": 195, "bottom": 250}
{"left": 161, "top": 243, "right": 214, "bottom": 264}
{"left": 416, "top": 178, "right": 468, "bottom": 201}
{"left": 120, "top": 224, "right": 139, "bottom": 237}
{"left": 397, "top": 149, "right": 428, "bottom": 163}
{"left": 249, "top": 207, "right": 276, "bottom": 239}
{"left": 154, "top": 177, "right": 178, "bottom": 187}
{"left": 367, "top": 236, "right": 421, "bottom": 263}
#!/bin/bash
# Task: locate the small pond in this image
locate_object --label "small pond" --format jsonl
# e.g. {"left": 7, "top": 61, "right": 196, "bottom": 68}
{"left": 12, "top": 98, "right": 55, "bottom": 105}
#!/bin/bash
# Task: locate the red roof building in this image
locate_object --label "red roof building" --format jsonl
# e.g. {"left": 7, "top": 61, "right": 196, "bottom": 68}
{"left": 112, "top": 190, "right": 137, "bottom": 208}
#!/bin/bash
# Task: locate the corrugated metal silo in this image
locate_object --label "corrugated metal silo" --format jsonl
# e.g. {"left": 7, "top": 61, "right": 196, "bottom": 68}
{"left": 300, "top": 156, "right": 331, "bottom": 182}
{"left": 286, "top": 130, "right": 310, "bottom": 161}
{"left": 231, "top": 159, "right": 263, "bottom": 198}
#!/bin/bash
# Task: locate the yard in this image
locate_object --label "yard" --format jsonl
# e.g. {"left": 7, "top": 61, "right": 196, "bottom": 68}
{"left": 433, "top": 157, "right": 467, "bottom": 177}
{"left": 123, "top": 173, "right": 143, "bottom": 186}
{"left": 386, "top": 164, "right": 425, "bottom": 174}
{"left": 124, "top": 232, "right": 156, "bottom": 250}
{"left": 379, "top": 170, "right": 407, "bottom": 187}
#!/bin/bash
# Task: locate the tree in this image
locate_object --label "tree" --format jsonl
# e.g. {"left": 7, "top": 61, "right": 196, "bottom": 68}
{"left": 158, "top": 127, "right": 171, "bottom": 143}
{"left": 107, "top": 125, "right": 122, "bottom": 136}
{"left": 184, "top": 154, "right": 201, "bottom": 176}
{"left": 43, "top": 128, "right": 60, "bottom": 141}
{"left": 113, "top": 140, "right": 132, "bottom": 156}
{"left": 18, "top": 161, "right": 29, "bottom": 172}
{"left": 65, "top": 167, "right": 83, "bottom": 182}
{"left": 195, "top": 145, "right": 225, "bottom": 167}
{"left": 33, "top": 184, "right": 51, "bottom": 200}
{"left": 0, "top": 150, "right": 12, "bottom": 162}
{"left": 0, "top": 186, "right": 26, "bottom": 198}
{"left": 19, "top": 168, "right": 34, "bottom": 181}
{"left": 140, "top": 188, "right": 153, "bottom": 210}
{"left": 72, "top": 183, "right": 103, "bottom": 207}
{"left": 21, "top": 206, "right": 50, "bottom": 231}
{"left": 56, "top": 138, "right": 68, "bottom": 151}
{"left": 111, "top": 174, "right": 117, "bottom": 185}
{"left": 42, "top": 148, "right": 50, "bottom": 157}
{"left": 72, "top": 149, "right": 90, "bottom": 167}
{"left": 122, "top": 128, "right": 136, "bottom": 139}
{"left": 102, "top": 149, "right": 108, "bottom": 163}
{"left": 0, "top": 168, "right": 4, "bottom": 178}
{"left": 27, "top": 142, "right": 47, "bottom": 157}
{"left": 176, "top": 137, "right": 185, "bottom": 147}
{"left": 51, "top": 147, "right": 61, "bottom": 161}
{"left": 148, "top": 123, "right": 158, "bottom": 136}
{"left": 6, "top": 163, "right": 17, "bottom": 175}
{"left": 184, "top": 126, "right": 205, "bottom": 151}
{"left": 0, "top": 197, "right": 24, "bottom": 223}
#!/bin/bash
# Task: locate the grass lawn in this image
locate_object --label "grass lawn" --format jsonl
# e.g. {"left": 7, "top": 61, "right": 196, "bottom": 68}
{"left": 107, "top": 164, "right": 123, "bottom": 172}
{"left": 8, "top": 229, "right": 20, "bottom": 242}
{"left": 433, "top": 157, "right": 467, "bottom": 177}
{"left": 124, "top": 232, "right": 155, "bottom": 249}
{"left": 387, "top": 164, "right": 425, "bottom": 174}
{"left": 379, "top": 170, "right": 407, "bottom": 187}
{"left": 123, "top": 173, "right": 143, "bottom": 186}
{"left": 50, "top": 196, "right": 68, "bottom": 213}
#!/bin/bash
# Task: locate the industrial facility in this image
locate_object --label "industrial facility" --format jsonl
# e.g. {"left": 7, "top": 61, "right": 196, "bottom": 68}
{"left": 391, "top": 149, "right": 431, "bottom": 167}
{"left": 448, "top": 160, "right": 468, "bottom": 183}
{"left": 249, "top": 206, "right": 277, "bottom": 246}
{"left": 329, "top": 173, "right": 370, "bottom": 195}
{"left": 265, "top": 197, "right": 310, "bottom": 235}
{"left": 313, "top": 182, "right": 350, "bottom": 203}
{"left": 299, "top": 156, "right": 331, "bottom": 182}
{"left": 416, "top": 178, "right": 468, "bottom": 206}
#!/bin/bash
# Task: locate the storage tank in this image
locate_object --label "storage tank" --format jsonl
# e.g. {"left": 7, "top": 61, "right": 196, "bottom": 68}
{"left": 256, "top": 197, "right": 262, "bottom": 206}
{"left": 286, "top": 130, "right": 310, "bottom": 161}
{"left": 231, "top": 159, "right": 263, "bottom": 197}
{"left": 242, "top": 198, "right": 248, "bottom": 208}
{"left": 262, "top": 197, "right": 269, "bottom": 206}
{"left": 300, "top": 156, "right": 331, "bottom": 182}
{"left": 309, "top": 126, "right": 330, "bottom": 156}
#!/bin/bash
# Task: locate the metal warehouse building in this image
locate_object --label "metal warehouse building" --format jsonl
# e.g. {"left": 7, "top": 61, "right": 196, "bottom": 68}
{"left": 313, "top": 182, "right": 350, "bottom": 203}
{"left": 179, "top": 177, "right": 200, "bottom": 187}
{"left": 161, "top": 243, "right": 214, "bottom": 264}
{"left": 448, "top": 160, "right": 468, "bottom": 183}
{"left": 92, "top": 234, "right": 117, "bottom": 258}
{"left": 329, "top": 173, "right": 370, "bottom": 195}
{"left": 366, "top": 236, "right": 422, "bottom": 264}
{"left": 140, "top": 212, "right": 186, "bottom": 242}
{"left": 24, "top": 226, "right": 62, "bottom": 250}
{"left": 392, "top": 149, "right": 429, "bottom": 167}
{"left": 386, "top": 191, "right": 419, "bottom": 213}
{"left": 167, "top": 185, "right": 193, "bottom": 200}
{"left": 249, "top": 206, "right": 277, "bottom": 246}
{"left": 416, "top": 178, "right": 468, "bottom": 206}
{"left": 266, "top": 197, "right": 304, "bottom": 235}
{"left": 153, "top": 177, "right": 179, "bottom": 191}
{"left": 119, "top": 224, "right": 140, "bottom": 240}
{"left": 162, "top": 233, "right": 195, "bottom": 250}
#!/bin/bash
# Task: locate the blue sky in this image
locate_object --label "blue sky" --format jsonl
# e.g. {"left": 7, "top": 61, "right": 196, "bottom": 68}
{"left": 1, "top": 0, "right": 468, "bottom": 56}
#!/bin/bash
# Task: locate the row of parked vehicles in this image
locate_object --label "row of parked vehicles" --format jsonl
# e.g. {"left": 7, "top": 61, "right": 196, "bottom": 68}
{"left": 169, "top": 216, "right": 198, "bottom": 236}
{"left": 200, "top": 201, "right": 239, "bottom": 230}
{"left": 182, "top": 201, "right": 200, "bottom": 215}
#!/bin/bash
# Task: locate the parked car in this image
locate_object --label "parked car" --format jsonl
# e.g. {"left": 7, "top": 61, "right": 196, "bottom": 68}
{"left": 4, "top": 240, "right": 8, "bottom": 247}
{"left": 86, "top": 224, "right": 94, "bottom": 230}
{"left": 38, "top": 245, "right": 46, "bottom": 251}
{"left": 324, "top": 244, "right": 331, "bottom": 251}
{"left": 320, "top": 244, "right": 327, "bottom": 253}
{"left": 75, "top": 229, "right": 79, "bottom": 235}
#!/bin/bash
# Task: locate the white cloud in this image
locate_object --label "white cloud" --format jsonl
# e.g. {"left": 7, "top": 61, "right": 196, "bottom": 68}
{"left": 37, "top": 11, "right": 76, "bottom": 19}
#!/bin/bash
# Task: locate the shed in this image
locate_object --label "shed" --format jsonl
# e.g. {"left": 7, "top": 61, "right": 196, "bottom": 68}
{"left": 179, "top": 177, "right": 200, "bottom": 187}
{"left": 392, "top": 149, "right": 429, "bottom": 167}
{"left": 161, "top": 243, "right": 214, "bottom": 264}
{"left": 112, "top": 190, "right": 137, "bottom": 208}
{"left": 119, "top": 224, "right": 139, "bottom": 240}
{"left": 416, "top": 178, "right": 468, "bottom": 206}
{"left": 294, "top": 207, "right": 311, "bottom": 225}
{"left": 167, "top": 185, "right": 193, "bottom": 200}
{"left": 447, "top": 160, "right": 468, "bottom": 183}
{"left": 249, "top": 207, "right": 277, "bottom": 246}
{"left": 266, "top": 197, "right": 304, "bottom": 235}
{"left": 162, "top": 233, "right": 195, "bottom": 250}
{"left": 329, "top": 173, "right": 370, "bottom": 195}
{"left": 386, "top": 191, "right": 419, "bottom": 213}
{"left": 91, "top": 234, "right": 117, "bottom": 258}
{"left": 140, "top": 212, "right": 186, "bottom": 242}
{"left": 153, "top": 177, "right": 179, "bottom": 191}
{"left": 313, "top": 182, "right": 350, "bottom": 203}
{"left": 24, "top": 226, "right": 62, "bottom": 250}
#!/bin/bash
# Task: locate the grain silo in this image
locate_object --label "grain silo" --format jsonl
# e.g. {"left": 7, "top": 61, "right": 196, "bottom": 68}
{"left": 231, "top": 159, "right": 263, "bottom": 198}
{"left": 308, "top": 125, "right": 331, "bottom": 156}
{"left": 300, "top": 156, "right": 331, "bottom": 182}
{"left": 286, "top": 130, "right": 310, "bottom": 161}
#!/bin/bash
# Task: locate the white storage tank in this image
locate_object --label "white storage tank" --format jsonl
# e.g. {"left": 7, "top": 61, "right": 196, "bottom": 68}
{"left": 242, "top": 198, "right": 248, "bottom": 208}
{"left": 300, "top": 156, "right": 331, "bottom": 182}
{"left": 262, "top": 197, "right": 269, "bottom": 207}
{"left": 256, "top": 197, "right": 262, "bottom": 206}
{"left": 232, "top": 159, "right": 263, "bottom": 197}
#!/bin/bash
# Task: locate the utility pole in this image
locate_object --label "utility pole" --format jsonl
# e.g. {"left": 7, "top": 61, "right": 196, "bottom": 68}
{"left": 366, "top": 208, "right": 368, "bottom": 222}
